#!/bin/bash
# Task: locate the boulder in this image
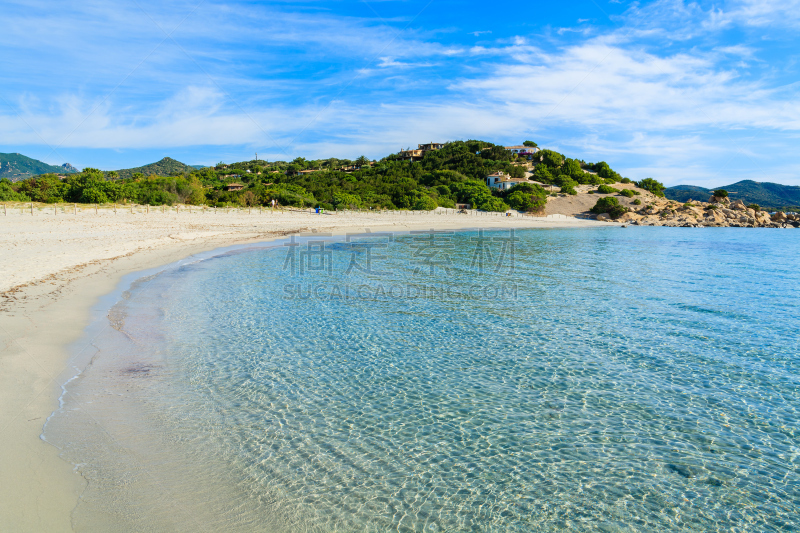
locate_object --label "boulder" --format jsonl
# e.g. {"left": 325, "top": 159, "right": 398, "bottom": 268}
{"left": 617, "top": 212, "right": 643, "bottom": 222}
{"left": 705, "top": 210, "right": 726, "bottom": 224}
{"left": 731, "top": 200, "right": 747, "bottom": 211}
{"left": 772, "top": 212, "right": 787, "bottom": 222}
{"left": 596, "top": 213, "right": 612, "bottom": 222}
{"left": 709, "top": 195, "right": 731, "bottom": 204}
{"left": 757, "top": 213, "right": 772, "bottom": 225}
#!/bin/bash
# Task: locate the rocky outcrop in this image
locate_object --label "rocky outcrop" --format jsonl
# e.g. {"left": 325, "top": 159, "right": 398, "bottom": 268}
{"left": 595, "top": 197, "right": 796, "bottom": 228}
{"left": 709, "top": 195, "right": 731, "bottom": 205}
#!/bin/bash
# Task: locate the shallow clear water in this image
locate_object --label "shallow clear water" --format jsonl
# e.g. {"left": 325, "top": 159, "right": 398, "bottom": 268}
{"left": 47, "top": 228, "right": 800, "bottom": 532}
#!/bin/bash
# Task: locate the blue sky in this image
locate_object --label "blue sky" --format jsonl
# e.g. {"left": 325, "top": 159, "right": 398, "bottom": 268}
{"left": 1, "top": 0, "right": 799, "bottom": 186}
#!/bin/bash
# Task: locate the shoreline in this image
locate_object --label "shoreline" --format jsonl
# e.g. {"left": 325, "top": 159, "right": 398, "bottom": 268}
{"left": 0, "top": 210, "right": 606, "bottom": 531}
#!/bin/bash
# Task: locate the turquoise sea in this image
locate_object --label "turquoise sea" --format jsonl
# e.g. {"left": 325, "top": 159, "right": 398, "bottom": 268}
{"left": 46, "top": 227, "right": 800, "bottom": 532}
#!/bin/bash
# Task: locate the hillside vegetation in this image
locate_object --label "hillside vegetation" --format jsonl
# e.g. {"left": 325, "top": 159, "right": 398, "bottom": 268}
{"left": 1, "top": 141, "right": 635, "bottom": 211}
{"left": 665, "top": 180, "right": 800, "bottom": 210}
{"left": 0, "top": 153, "right": 78, "bottom": 181}
{"left": 111, "top": 157, "right": 198, "bottom": 179}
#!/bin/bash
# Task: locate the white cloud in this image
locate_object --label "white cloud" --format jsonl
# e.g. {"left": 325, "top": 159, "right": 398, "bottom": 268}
{"left": 2, "top": 0, "right": 800, "bottom": 184}
{"left": 456, "top": 39, "right": 800, "bottom": 132}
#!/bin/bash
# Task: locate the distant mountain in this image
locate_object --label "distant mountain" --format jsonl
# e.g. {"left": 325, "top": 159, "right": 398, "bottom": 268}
{"left": 0, "top": 153, "right": 79, "bottom": 181}
{"left": 190, "top": 165, "right": 207, "bottom": 170}
{"left": 112, "top": 157, "right": 196, "bottom": 179}
{"left": 665, "top": 180, "right": 800, "bottom": 210}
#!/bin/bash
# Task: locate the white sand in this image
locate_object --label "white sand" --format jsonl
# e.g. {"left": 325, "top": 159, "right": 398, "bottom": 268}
{"left": 0, "top": 205, "right": 605, "bottom": 531}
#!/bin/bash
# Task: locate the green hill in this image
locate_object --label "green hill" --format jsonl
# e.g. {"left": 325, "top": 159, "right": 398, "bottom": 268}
{"left": 112, "top": 157, "right": 195, "bottom": 179}
{"left": 0, "top": 153, "right": 78, "bottom": 181}
{"left": 665, "top": 180, "right": 800, "bottom": 210}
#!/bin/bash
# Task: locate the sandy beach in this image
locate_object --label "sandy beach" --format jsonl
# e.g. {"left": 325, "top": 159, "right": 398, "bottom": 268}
{"left": 0, "top": 206, "right": 605, "bottom": 532}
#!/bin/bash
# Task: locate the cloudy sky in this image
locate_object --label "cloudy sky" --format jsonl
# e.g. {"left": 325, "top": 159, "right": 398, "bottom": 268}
{"left": 1, "top": 0, "right": 798, "bottom": 186}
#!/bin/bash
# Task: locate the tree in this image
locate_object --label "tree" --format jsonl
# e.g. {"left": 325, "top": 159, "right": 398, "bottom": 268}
{"left": 332, "top": 192, "right": 363, "bottom": 209}
{"left": 81, "top": 188, "right": 108, "bottom": 204}
{"left": 479, "top": 196, "right": 510, "bottom": 212}
{"left": 532, "top": 165, "right": 553, "bottom": 184}
{"left": 0, "top": 178, "right": 29, "bottom": 201}
{"left": 506, "top": 189, "right": 546, "bottom": 212}
{"left": 636, "top": 178, "right": 666, "bottom": 197}
{"left": 523, "top": 140, "right": 538, "bottom": 147}
{"left": 713, "top": 189, "right": 729, "bottom": 198}
{"left": 355, "top": 156, "right": 369, "bottom": 168}
{"left": 539, "top": 149, "right": 564, "bottom": 169}
{"left": 591, "top": 197, "right": 628, "bottom": 219}
{"left": 508, "top": 165, "right": 526, "bottom": 179}
{"left": 413, "top": 195, "right": 438, "bottom": 211}
{"left": 562, "top": 158, "right": 583, "bottom": 179}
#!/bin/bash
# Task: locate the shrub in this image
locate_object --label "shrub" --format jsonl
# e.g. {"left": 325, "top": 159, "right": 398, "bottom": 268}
{"left": 479, "top": 196, "right": 510, "bottom": 212}
{"left": 619, "top": 189, "right": 635, "bottom": 198}
{"left": 554, "top": 175, "right": 578, "bottom": 189}
{"left": 713, "top": 189, "right": 729, "bottom": 198}
{"left": 332, "top": 192, "right": 363, "bottom": 209}
{"left": 633, "top": 199, "right": 642, "bottom": 205}
{"left": 81, "top": 188, "right": 109, "bottom": 204}
{"left": 590, "top": 197, "right": 628, "bottom": 219}
{"left": 597, "top": 184, "right": 619, "bottom": 194}
{"left": 636, "top": 178, "right": 666, "bottom": 197}
{"left": 507, "top": 190, "right": 546, "bottom": 212}
{"left": 620, "top": 177, "right": 632, "bottom": 184}
{"left": 747, "top": 203, "right": 761, "bottom": 211}
{"left": 560, "top": 185, "right": 577, "bottom": 195}
{"left": 0, "top": 179, "right": 30, "bottom": 201}
{"left": 603, "top": 177, "right": 617, "bottom": 185}
{"left": 413, "top": 195, "right": 438, "bottom": 211}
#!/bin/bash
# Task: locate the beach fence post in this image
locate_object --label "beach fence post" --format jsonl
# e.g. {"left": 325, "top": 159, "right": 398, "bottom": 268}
{"left": 3, "top": 203, "right": 6, "bottom": 216}
{"left": 31, "top": 202, "right": 33, "bottom": 215}
{"left": 74, "top": 203, "right": 77, "bottom": 215}
{"left": 95, "top": 204, "right": 98, "bottom": 214}
{"left": 114, "top": 203, "right": 117, "bottom": 214}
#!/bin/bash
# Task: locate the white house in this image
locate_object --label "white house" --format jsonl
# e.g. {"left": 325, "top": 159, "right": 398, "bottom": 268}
{"left": 505, "top": 145, "right": 540, "bottom": 155}
{"left": 485, "top": 171, "right": 530, "bottom": 191}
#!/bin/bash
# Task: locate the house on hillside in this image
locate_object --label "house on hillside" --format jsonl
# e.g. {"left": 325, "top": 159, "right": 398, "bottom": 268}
{"left": 418, "top": 142, "right": 444, "bottom": 151}
{"left": 485, "top": 171, "right": 530, "bottom": 191}
{"left": 505, "top": 145, "right": 540, "bottom": 156}
{"left": 225, "top": 183, "right": 244, "bottom": 191}
{"left": 399, "top": 142, "right": 444, "bottom": 162}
